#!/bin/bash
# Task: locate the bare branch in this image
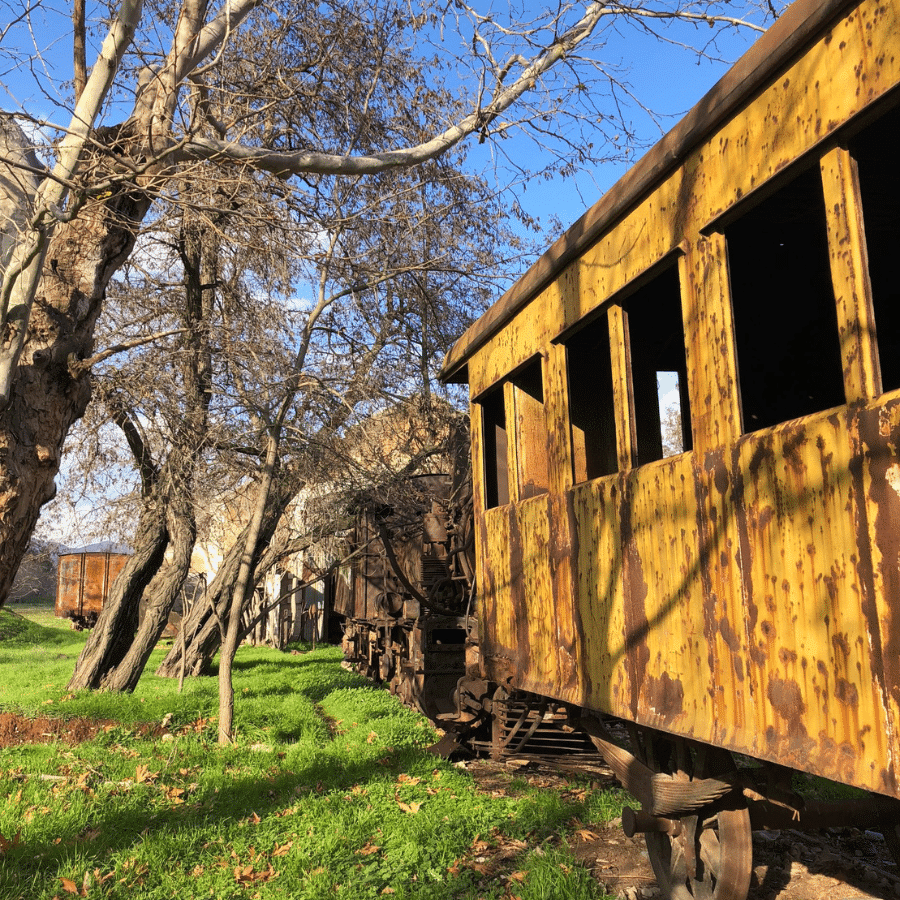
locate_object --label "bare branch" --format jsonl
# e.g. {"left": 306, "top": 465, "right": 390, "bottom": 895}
{"left": 71, "top": 328, "right": 190, "bottom": 376}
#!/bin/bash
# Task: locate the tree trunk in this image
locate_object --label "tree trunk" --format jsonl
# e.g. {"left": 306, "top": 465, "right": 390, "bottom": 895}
{"left": 219, "top": 432, "right": 280, "bottom": 744}
{"left": 98, "top": 494, "right": 196, "bottom": 691}
{"left": 155, "top": 477, "right": 294, "bottom": 678}
{"left": 68, "top": 204, "right": 214, "bottom": 691}
{"left": 67, "top": 498, "right": 168, "bottom": 690}
{"left": 0, "top": 128, "right": 152, "bottom": 607}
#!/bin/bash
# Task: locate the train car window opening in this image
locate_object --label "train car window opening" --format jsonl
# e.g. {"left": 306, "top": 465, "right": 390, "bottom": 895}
{"left": 564, "top": 312, "right": 618, "bottom": 482}
{"left": 725, "top": 166, "right": 845, "bottom": 432}
{"left": 479, "top": 389, "right": 509, "bottom": 509}
{"left": 658, "top": 371, "right": 686, "bottom": 457}
{"left": 622, "top": 265, "right": 693, "bottom": 466}
{"left": 850, "top": 102, "right": 900, "bottom": 395}
{"left": 510, "top": 358, "right": 551, "bottom": 499}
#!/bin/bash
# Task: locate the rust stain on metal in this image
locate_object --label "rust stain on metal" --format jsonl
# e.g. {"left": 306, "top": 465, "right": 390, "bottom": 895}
{"left": 619, "top": 483, "right": 651, "bottom": 720}
{"left": 646, "top": 672, "right": 686, "bottom": 718}
{"left": 835, "top": 678, "right": 860, "bottom": 708}
{"left": 767, "top": 677, "right": 807, "bottom": 729}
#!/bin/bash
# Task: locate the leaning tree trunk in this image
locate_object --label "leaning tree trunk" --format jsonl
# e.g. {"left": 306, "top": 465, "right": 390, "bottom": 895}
{"left": 0, "top": 129, "right": 152, "bottom": 607}
{"left": 99, "top": 493, "right": 196, "bottom": 691}
{"left": 67, "top": 495, "right": 169, "bottom": 690}
{"left": 74, "top": 205, "right": 214, "bottom": 692}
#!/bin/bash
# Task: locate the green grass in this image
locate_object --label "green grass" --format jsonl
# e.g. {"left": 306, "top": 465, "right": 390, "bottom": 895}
{"left": 0, "top": 609, "right": 623, "bottom": 900}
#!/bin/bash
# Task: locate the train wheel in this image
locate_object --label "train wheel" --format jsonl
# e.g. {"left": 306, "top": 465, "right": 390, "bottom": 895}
{"left": 635, "top": 728, "right": 752, "bottom": 900}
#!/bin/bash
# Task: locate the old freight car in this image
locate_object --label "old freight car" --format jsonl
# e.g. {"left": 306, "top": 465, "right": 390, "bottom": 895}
{"left": 334, "top": 475, "right": 474, "bottom": 721}
{"left": 440, "top": 0, "right": 900, "bottom": 896}
{"left": 56, "top": 551, "right": 129, "bottom": 629}
{"left": 335, "top": 470, "right": 600, "bottom": 758}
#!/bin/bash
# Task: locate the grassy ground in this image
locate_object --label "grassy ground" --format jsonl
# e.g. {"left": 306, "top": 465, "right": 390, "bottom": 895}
{"left": 0, "top": 606, "right": 624, "bottom": 900}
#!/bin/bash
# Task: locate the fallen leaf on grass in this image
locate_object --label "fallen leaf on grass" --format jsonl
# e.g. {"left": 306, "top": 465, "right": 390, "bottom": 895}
{"left": 162, "top": 785, "right": 185, "bottom": 804}
{"left": 234, "top": 863, "right": 277, "bottom": 884}
{"left": 58, "top": 878, "right": 83, "bottom": 896}
{"left": 396, "top": 774, "right": 420, "bottom": 786}
{"left": 380, "top": 888, "right": 396, "bottom": 895}
{"left": 366, "top": 731, "right": 378, "bottom": 744}
{"left": 273, "top": 841, "right": 293, "bottom": 857}
{"left": 134, "top": 764, "right": 157, "bottom": 785}
{"left": 356, "top": 843, "right": 381, "bottom": 856}
{"left": 397, "top": 800, "right": 421, "bottom": 814}
{"left": 498, "top": 838, "right": 528, "bottom": 855}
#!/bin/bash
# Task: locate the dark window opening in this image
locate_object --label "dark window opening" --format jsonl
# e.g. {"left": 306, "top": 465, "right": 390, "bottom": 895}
{"left": 510, "top": 359, "right": 550, "bottom": 499}
{"left": 480, "top": 388, "right": 509, "bottom": 509}
{"left": 725, "top": 166, "right": 845, "bottom": 432}
{"left": 622, "top": 266, "right": 693, "bottom": 466}
{"left": 565, "top": 312, "right": 618, "bottom": 481}
{"left": 850, "top": 102, "right": 900, "bottom": 394}
{"left": 428, "top": 628, "right": 466, "bottom": 646}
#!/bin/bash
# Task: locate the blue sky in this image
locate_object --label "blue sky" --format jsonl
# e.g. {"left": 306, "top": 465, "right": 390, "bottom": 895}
{"left": 0, "top": 0, "right": 780, "bottom": 231}
{"left": 475, "top": 10, "right": 777, "bottom": 235}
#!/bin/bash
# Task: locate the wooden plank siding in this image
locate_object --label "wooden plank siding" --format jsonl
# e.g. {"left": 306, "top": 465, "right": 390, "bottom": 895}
{"left": 450, "top": 0, "right": 900, "bottom": 798}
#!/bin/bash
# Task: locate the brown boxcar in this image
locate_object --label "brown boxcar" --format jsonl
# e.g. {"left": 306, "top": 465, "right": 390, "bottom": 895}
{"left": 56, "top": 551, "right": 129, "bottom": 629}
{"left": 441, "top": 0, "right": 900, "bottom": 896}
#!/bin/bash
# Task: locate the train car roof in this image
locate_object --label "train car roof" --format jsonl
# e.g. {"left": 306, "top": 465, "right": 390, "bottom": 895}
{"left": 439, "top": 0, "right": 859, "bottom": 384}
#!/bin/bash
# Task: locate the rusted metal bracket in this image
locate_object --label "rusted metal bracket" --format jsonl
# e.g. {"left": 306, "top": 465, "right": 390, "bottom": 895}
{"left": 576, "top": 715, "right": 734, "bottom": 817}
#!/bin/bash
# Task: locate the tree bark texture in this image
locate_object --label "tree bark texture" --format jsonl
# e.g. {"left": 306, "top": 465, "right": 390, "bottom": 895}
{"left": 98, "top": 491, "right": 196, "bottom": 691}
{"left": 67, "top": 498, "right": 168, "bottom": 690}
{"left": 0, "top": 127, "right": 152, "bottom": 606}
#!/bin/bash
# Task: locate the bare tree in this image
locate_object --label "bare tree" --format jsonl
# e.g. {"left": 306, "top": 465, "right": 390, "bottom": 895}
{"left": 0, "top": 0, "right": 777, "bottom": 608}
{"left": 66, "top": 107, "right": 521, "bottom": 700}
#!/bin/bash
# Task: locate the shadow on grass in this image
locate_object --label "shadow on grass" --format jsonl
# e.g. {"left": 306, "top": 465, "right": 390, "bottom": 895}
{"left": 0, "top": 742, "right": 449, "bottom": 893}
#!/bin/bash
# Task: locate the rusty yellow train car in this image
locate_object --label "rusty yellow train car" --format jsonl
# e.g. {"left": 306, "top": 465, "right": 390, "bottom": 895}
{"left": 441, "top": 0, "right": 900, "bottom": 896}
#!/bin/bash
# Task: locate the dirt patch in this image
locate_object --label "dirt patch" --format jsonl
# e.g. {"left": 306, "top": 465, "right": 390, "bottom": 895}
{"left": 463, "top": 757, "right": 900, "bottom": 900}
{"left": 0, "top": 713, "right": 164, "bottom": 748}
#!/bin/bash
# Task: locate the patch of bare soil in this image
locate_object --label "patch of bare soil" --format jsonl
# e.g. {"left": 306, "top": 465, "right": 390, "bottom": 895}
{"left": 463, "top": 757, "right": 900, "bottom": 900}
{"left": 0, "top": 713, "right": 164, "bottom": 748}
